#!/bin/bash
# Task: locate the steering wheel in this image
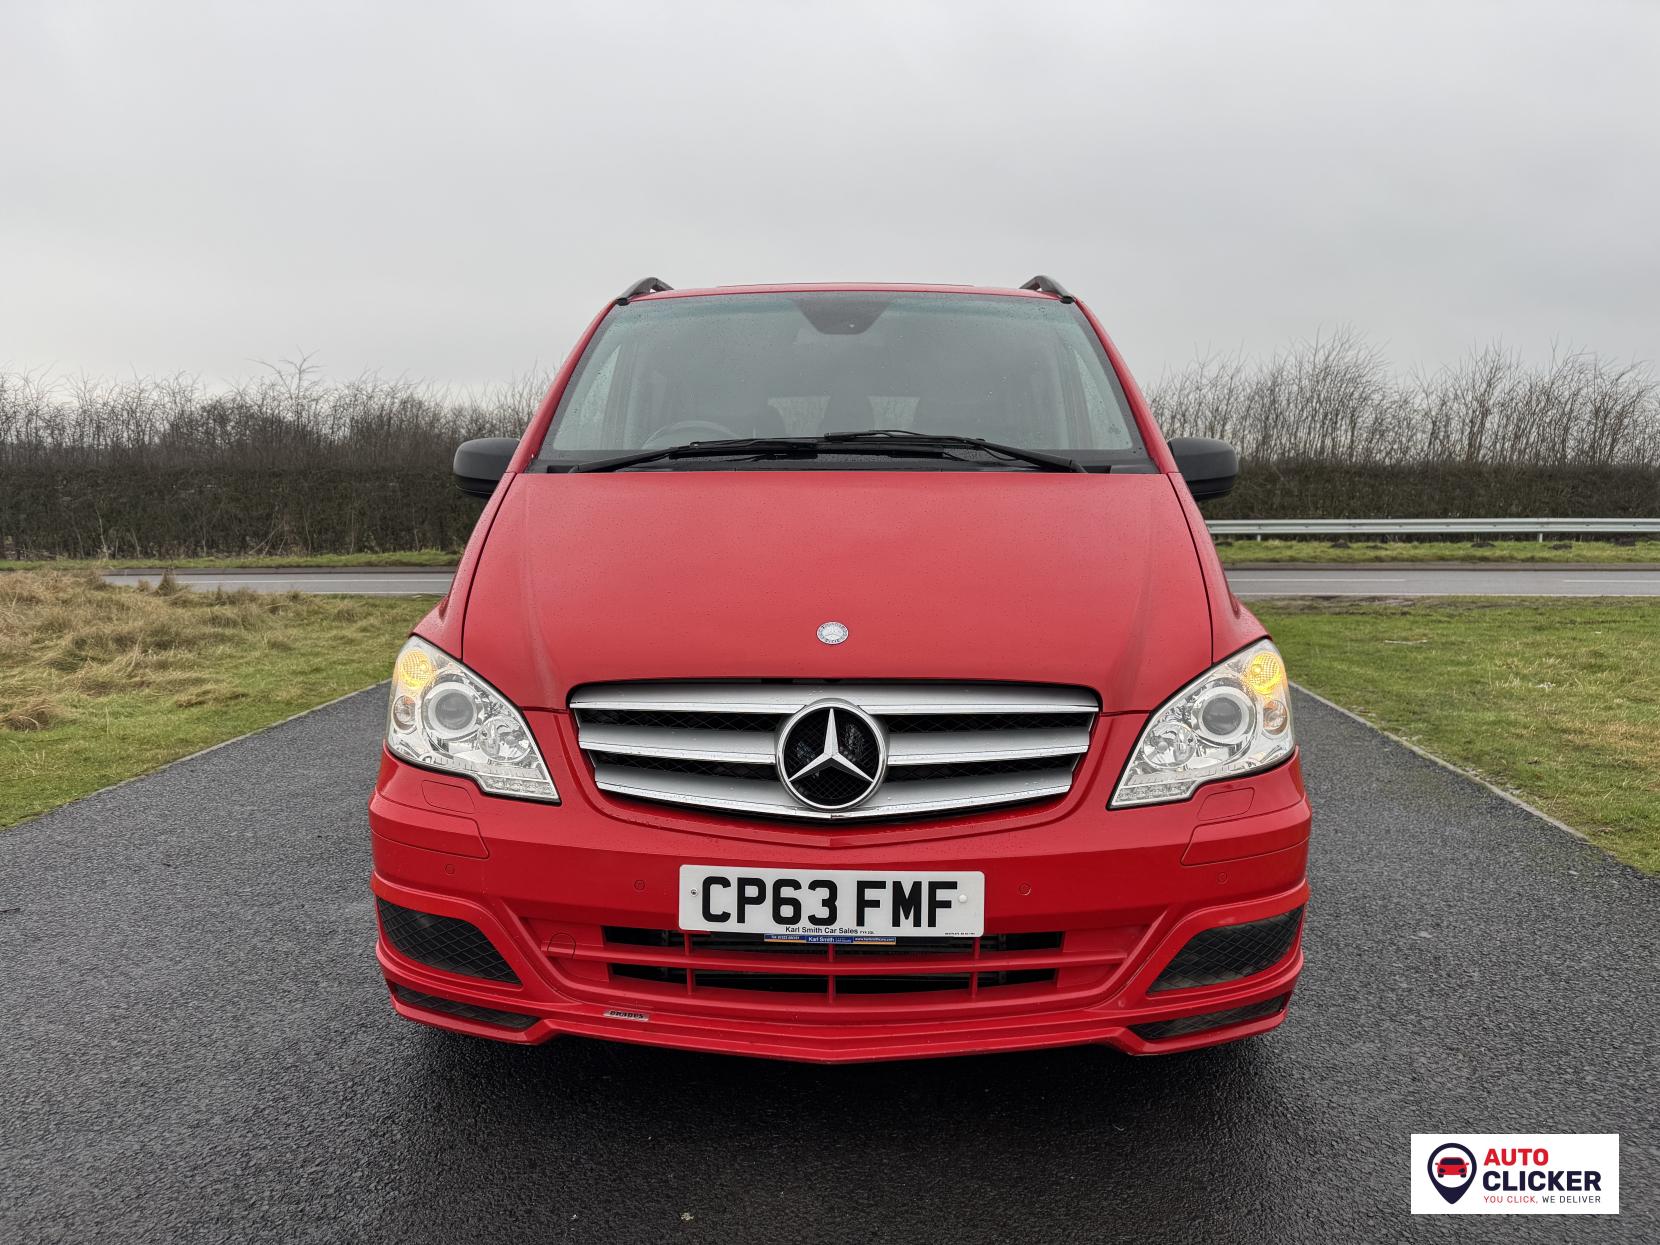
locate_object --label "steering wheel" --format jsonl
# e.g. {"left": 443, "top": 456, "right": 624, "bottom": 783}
{"left": 640, "top": 420, "right": 740, "bottom": 449}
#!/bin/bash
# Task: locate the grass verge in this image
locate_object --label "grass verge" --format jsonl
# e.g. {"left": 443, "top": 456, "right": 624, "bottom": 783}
{"left": 0, "top": 571, "right": 433, "bottom": 827}
{"left": 1217, "top": 538, "right": 1660, "bottom": 565}
{"left": 1256, "top": 597, "right": 1660, "bottom": 874}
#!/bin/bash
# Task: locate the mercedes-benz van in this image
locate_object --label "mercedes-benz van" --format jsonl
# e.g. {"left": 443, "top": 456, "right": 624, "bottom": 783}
{"left": 369, "top": 276, "right": 1311, "bottom": 1062}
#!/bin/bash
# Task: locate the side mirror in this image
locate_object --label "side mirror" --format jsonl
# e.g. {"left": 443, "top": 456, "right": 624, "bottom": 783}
{"left": 1167, "top": 437, "right": 1238, "bottom": 501}
{"left": 453, "top": 437, "right": 519, "bottom": 499}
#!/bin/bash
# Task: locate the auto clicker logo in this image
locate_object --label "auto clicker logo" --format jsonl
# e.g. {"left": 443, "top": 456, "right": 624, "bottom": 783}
{"left": 1427, "top": 1142, "right": 1478, "bottom": 1204}
{"left": 1411, "top": 1133, "right": 1619, "bottom": 1215}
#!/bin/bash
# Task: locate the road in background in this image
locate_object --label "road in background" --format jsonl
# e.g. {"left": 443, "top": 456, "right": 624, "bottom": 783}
{"left": 2, "top": 691, "right": 1654, "bottom": 1243}
{"left": 103, "top": 568, "right": 457, "bottom": 595}
{"left": 100, "top": 565, "right": 1660, "bottom": 597}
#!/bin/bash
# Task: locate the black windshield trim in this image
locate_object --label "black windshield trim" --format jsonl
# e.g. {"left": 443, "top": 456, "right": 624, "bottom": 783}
{"left": 540, "top": 449, "right": 1148, "bottom": 474}
{"left": 567, "top": 435, "right": 1086, "bottom": 474}
{"left": 555, "top": 458, "right": 1094, "bottom": 473}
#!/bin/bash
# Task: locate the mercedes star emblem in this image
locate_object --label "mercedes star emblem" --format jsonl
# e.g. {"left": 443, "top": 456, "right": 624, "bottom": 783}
{"left": 816, "top": 620, "right": 849, "bottom": 645}
{"left": 775, "top": 700, "right": 886, "bottom": 810}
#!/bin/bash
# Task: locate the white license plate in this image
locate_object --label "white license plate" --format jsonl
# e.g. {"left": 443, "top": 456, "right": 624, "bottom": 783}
{"left": 678, "top": 865, "right": 985, "bottom": 940}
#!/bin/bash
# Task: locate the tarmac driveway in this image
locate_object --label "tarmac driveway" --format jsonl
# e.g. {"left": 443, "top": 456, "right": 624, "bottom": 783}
{"left": 2, "top": 691, "right": 1654, "bottom": 1243}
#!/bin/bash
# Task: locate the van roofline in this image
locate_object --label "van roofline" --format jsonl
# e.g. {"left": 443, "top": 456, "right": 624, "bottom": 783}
{"left": 623, "top": 282, "right": 1068, "bottom": 302}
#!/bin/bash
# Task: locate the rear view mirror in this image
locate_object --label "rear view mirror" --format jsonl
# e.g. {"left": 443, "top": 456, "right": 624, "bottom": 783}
{"left": 453, "top": 438, "right": 519, "bottom": 499}
{"left": 1167, "top": 437, "right": 1239, "bottom": 501}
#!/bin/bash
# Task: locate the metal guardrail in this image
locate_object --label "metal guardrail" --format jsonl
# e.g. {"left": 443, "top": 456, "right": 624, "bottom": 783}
{"left": 1207, "top": 518, "right": 1660, "bottom": 540}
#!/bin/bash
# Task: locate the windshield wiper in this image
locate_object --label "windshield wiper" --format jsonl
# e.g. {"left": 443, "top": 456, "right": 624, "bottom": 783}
{"left": 568, "top": 431, "right": 1088, "bottom": 474}
{"left": 569, "top": 438, "right": 819, "bottom": 473}
{"left": 822, "top": 429, "right": 1087, "bottom": 473}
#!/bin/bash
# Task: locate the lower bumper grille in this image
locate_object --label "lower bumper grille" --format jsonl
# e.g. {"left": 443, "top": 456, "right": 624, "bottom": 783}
{"left": 377, "top": 898, "right": 519, "bottom": 983}
{"left": 601, "top": 926, "right": 1072, "bottom": 999}
{"left": 1149, "top": 906, "right": 1304, "bottom": 992}
{"left": 1131, "top": 993, "right": 1289, "bottom": 1041}
{"left": 392, "top": 984, "right": 536, "bottom": 1031}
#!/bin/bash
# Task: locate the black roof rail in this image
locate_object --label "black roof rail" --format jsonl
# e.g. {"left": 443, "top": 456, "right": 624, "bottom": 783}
{"left": 1019, "top": 274, "right": 1074, "bottom": 303}
{"left": 616, "top": 276, "right": 674, "bottom": 305}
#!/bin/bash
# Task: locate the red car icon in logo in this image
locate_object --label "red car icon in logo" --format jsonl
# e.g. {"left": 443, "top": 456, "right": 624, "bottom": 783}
{"left": 1428, "top": 1143, "right": 1479, "bottom": 1204}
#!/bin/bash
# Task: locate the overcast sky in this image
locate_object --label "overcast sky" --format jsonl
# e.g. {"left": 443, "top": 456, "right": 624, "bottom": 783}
{"left": 4, "top": 1, "right": 1658, "bottom": 390}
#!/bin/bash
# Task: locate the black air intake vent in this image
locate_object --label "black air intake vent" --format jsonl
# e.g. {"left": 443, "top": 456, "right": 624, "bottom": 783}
{"left": 377, "top": 899, "right": 519, "bottom": 983}
{"left": 1150, "top": 907, "right": 1304, "bottom": 993}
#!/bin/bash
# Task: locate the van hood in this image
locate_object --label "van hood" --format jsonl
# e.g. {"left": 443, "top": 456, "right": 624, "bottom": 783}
{"left": 460, "top": 470, "right": 1214, "bottom": 713}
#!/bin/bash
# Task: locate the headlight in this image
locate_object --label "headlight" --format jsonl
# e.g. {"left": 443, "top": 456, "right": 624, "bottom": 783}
{"left": 386, "top": 637, "right": 558, "bottom": 802}
{"left": 1111, "top": 639, "right": 1294, "bottom": 807}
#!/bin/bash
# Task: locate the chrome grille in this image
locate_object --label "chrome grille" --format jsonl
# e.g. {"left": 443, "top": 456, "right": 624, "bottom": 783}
{"left": 570, "top": 682, "right": 1099, "bottom": 821}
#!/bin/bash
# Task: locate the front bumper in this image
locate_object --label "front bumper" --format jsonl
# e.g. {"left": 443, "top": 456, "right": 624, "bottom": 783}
{"left": 369, "top": 712, "right": 1312, "bottom": 1063}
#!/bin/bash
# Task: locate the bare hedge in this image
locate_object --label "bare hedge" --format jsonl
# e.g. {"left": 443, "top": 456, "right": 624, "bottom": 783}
{"left": 2, "top": 337, "right": 1657, "bottom": 558}
{"left": 0, "top": 361, "right": 539, "bottom": 557}
{"left": 0, "top": 466, "right": 480, "bottom": 558}
{"left": 1203, "top": 463, "right": 1658, "bottom": 521}
{"left": 1148, "top": 328, "right": 1660, "bottom": 467}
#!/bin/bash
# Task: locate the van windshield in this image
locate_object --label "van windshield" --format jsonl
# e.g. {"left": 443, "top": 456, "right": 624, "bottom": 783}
{"left": 537, "top": 292, "right": 1150, "bottom": 471}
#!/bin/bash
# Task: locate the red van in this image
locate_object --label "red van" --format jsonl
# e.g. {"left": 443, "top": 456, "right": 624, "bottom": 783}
{"left": 369, "top": 277, "right": 1311, "bottom": 1061}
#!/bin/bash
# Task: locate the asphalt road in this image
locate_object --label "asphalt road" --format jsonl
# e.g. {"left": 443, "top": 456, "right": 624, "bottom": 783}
{"left": 3, "top": 692, "right": 1655, "bottom": 1242}
{"left": 101, "top": 565, "right": 1660, "bottom": 597}
{"left": 103, "top": 567, "right": 460, "bottom": 595}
